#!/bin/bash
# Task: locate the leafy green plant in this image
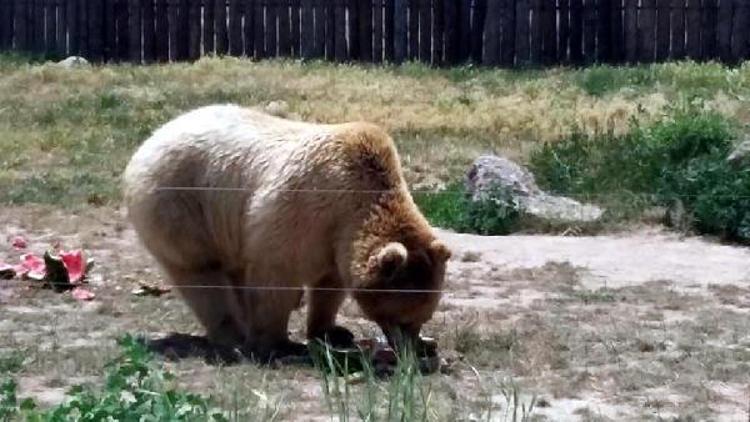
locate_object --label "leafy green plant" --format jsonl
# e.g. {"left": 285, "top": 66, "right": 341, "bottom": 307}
{"left": 0, "top": 335, "right": 229, "bottom": 421}
{"left": 529, "top": 102, "right": 750, "bottom": 244}
{"left": 415, "top": 182, "right": 521, "bottom": 236}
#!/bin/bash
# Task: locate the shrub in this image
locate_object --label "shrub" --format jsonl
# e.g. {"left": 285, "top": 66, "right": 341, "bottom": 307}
{"left": 415, "top": 182, "right": 521, "bottom": 236}
{"left": 529, "top": 103, "right": 750, "bottom": 244}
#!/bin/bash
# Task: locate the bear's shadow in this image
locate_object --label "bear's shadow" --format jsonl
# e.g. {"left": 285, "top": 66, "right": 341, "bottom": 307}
{"left": 137, "top": 333, "right": 314, "bottom": 367}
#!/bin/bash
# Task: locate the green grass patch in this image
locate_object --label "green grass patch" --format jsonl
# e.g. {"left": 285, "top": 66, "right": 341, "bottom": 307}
{"left": 529, "top": 101, "right": 750, "bottom": 244}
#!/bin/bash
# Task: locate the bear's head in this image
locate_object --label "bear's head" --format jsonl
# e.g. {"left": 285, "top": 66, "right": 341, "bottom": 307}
{"left": 352, "top": 236, "right": 451, "bottom": 351}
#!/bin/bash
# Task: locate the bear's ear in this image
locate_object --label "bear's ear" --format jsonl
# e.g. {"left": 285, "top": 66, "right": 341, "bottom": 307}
{"left": 367, "top": 242, "right": 408, "bottom": 278}
{"left": 429, "top": 240, "right": 452, "bottom": 262}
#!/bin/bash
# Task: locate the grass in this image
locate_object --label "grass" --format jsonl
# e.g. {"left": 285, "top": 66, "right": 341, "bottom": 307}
{"left": 2, "top": 54, "right": 750, "bottom": 207}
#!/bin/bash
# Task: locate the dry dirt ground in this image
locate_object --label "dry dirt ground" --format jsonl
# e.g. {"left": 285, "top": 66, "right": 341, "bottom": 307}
{"left": 1, "top": 205, "right": 749, "bottom": 421}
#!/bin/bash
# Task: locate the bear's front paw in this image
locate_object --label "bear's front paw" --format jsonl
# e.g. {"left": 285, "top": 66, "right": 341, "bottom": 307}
{"left": 311, "top": 325, "right": 356, "bottom": 349}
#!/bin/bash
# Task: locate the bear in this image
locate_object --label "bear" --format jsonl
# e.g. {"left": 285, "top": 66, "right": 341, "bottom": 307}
{"left": 122, "top": 104, "right": 451, "bottom": 361}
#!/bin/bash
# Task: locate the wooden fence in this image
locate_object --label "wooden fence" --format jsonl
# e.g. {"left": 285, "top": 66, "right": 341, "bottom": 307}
{"left": 1, "top": 0, "right": 749, "bottom": 67}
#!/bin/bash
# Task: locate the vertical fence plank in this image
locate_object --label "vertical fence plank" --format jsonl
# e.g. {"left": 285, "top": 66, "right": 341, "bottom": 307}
{"left": 443, "top": 0, "right": 457, "bottom": 63}
{"left": 610, "top": 0, "right": 624, "bottom": 62}
{"left": 373, "top": 0, "right": 384, "bottom": 61}
{"left": 178, "top": 0, "right": 189, "bottom": 59}
{"left": 670, "top": 0, "right": 685, "bottom": 59}
{"left": 291, "top": 0, "right": 301, "bottom": 56}
{"left": 301, "top": 0, "right": 313, "bottom": 58}
{"left": 530, "top": 0, "right": 542, "bottom": 65}
{"left": 484, "top": 0, "right": 501, "bottom": 65}
{"left": 15, "top": 0, "right": 28, "bottom": 51}
{"left": 597, "top": 0, "right": 611, "bottom": 62}
{"left": 103, "top": 0, "right": 115, "bottom": 60}
{"left": 228, "top": 0, "right": 242, "bottom": 55}
{"left": 32, "top": 0, "right": 42, "bottom": 54}
{"left": 203, "top": 0, "right": 215, "bottom": 55}
{"left": 419, "top": 0, "right": 431, "bottom": 62}
{"left": 624, "top": 0, "right": 636, "bottom": 62}
{"left": 457, "top": 0, "right": 470, "bottom": 62}
{"left": 57, "top": 0, "right": 67, "bottom": 56}
{"left": 215, "top": 0, "right": 227, "bottom": 54}
{"left": 685, "top": 0, "right": 700, "bottom": 59}
{"left": 116, "top": 0, "right": 128, "bottom": 60}
{"left": 243, "top": 0, "right": 254, "bottom": 57}
{"left": 470, "top": 0, "right": 486, "bottom": 63}
{"left": 582, "top": 0, "right": 596, "bottom": 63}
{"left": 46, "top": 0, "right": 57, "bottom": 56}
{"left": 277, "top": 0, "right": 290, "bottom": 56}
{"left": 349, "top": 0, "right": 360, "bottom": 59}
{"left": 0, "top": 0, "right": 8, "bottom": 49}
{"left": 312, "top": 1, "right": 324, "bottom": 58}
{"left": 268, "top": 0, "right": 279, "bottom": 57}
{"left": 717, "top": 0, "right": 732, "bottom": 62}
{"left": 557, "top": 0, "right": 569, "bottom": 62}
{"left": 154, "top": 0, "right": 168, "bottom": 61}
{"left": 129, "top": 0, "right": 141, "bottom": 62}
{"left": 542, "top": 0, "right": 557, "bottom": 65}
{"left": 77, "top": 0, "right": 88, "bottom": 57}
{"left": 639, "top": 0, "right": 655, "bottom": 62}
{"left": 500, "top": 0, "right": 515, "bottom": 65}
{"left": 655, "top": 0, "right": 670, "bottom": 60}
{"left": 253, "top": 0, "right": 264, "bottom": 57}
{"left": 569, "top": 0, "right": 582, "bottom": 63}
{"left": 702, "top": 0, "right": 718, "bottom": 61}
{"left": 142, "top": 0, "right": 155, "bottom": 63}
{"left": 394, "top": 0, "right": 407, "bottom": 61}
{"left": 731, "top": 0, "right": 748, "bottom": 62}
{"left": 168, "top": 0, "right": 178, "bottom": 60}
{"left": 515, "top": 0, "right": 530, "bottom": 65}
{"left": 334, "top": 0, "right": 346, "bottom": 60}
{"left": 432, "top": 0, "right": 443, "bottom": 64}
{"left": 324, "top": 2, "right": 334, "bottom": 60}
{"left": 359, "top": 0, "right": 373, "bottom": 61}
{"left": 384, "top": 0, "right": 394, "bottom": 60}
{"left": 89, "top": 0, "right": 104, "bottom": 61}
{"left": 187, "top": 0, "right": 200, "bottom": 59}
{"left": 408, "top": 0, "right": 418, "bottom": 59}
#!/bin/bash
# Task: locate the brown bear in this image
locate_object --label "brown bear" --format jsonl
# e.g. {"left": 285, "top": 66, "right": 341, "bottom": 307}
{"left": 122, "top": 104, "right": 451, "bottom": 360}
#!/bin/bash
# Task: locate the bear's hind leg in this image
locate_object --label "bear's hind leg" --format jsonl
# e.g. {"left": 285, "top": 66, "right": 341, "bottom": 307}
{"left": 306, "top": 276, "right": 355, "bottom": 348}
{"left": 239, "top": 288, "right": 307, "bottom": 361}
{"left": 163, "top": 266, "right": 249, "bottom": 348}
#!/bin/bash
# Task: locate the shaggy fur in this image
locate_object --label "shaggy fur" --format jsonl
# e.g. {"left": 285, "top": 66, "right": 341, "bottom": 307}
{"left": 122, "top": 104, "right": 451, "bottom": 359}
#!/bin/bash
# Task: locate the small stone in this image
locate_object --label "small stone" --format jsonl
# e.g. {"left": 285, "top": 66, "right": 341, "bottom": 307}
{"left": 56, "top": 56, "right": 90, "bottom": 68}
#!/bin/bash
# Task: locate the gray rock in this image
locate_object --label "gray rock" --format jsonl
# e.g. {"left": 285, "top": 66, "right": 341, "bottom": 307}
{"left": 727, "top": 139, "right": 750, "bottom": 168}
{"left": 465, "top": 155, "right": 604, "bottom": 223}
{"left": 56, "top": 56, "right": 90, "bottom": 68}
